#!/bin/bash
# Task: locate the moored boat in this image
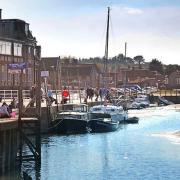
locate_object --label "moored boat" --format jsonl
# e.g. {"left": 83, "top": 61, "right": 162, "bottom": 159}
{"left": 124, "top": 116, "right": 139, "bottom": 124}
{"left": 52, "top": 103, "right": 89, "bottom": 134}
{"left": 89, "top": 104, "right": 128, "bottom": 123}
{"left": 87, "top": 112, "right": 119, "bottom": 133}
{"left": 129, "top": 95, "right": 150, "bottom": 109}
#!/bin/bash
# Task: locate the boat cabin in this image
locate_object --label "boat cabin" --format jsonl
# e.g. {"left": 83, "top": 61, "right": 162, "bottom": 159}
{"left": 61, "top": 103, "right": 89, "bottom": 112}
{"left": 90, "top": 105, "right": 124, "bottom": 114}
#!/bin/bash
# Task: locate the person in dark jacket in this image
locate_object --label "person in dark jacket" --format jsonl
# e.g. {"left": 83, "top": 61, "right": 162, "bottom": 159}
{"left": 30, "top": 86, "right": 36, "bottom": 107}
{"left": 94, "top": 88, "right": 99, "bottom": 101}
{"left": 0, "top": 102, "right": 10, "bottom": 118}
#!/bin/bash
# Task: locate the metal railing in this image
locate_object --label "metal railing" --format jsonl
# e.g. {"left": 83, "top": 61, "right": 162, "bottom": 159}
{"left": 0, "top": 90, "right": 87, "bottom": 103}
{"left": 0, "top": 90, "right": 30, "bottom": 100}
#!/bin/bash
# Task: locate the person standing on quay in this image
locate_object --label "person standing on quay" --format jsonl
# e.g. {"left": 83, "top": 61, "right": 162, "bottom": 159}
{"left": 94, "top": 88, "right": 99, "bottom": 101}
{"left": 47, "top": 88, "right": 57, "bottom": 105}
{"left": 61, "top": 86, "right": 69, "bottom": 104}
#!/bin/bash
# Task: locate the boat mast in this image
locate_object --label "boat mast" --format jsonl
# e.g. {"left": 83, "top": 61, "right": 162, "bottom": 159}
{"left": 124, "top": 42, "right": 127, "bottom": 63}
{"left": 103, "top": 7, "right": 110, "bottom": 88}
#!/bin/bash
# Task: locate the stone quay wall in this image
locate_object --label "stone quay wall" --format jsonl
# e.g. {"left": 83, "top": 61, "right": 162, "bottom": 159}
{"left": 0, "top": 119, "right": 18, "bottom": 173}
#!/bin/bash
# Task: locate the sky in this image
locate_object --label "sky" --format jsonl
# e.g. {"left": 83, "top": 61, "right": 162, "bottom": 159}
{"left": 1, "top": 0, "right": 180, "bottom": 64}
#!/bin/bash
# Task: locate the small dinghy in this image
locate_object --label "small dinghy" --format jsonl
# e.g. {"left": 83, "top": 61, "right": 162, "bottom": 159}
{"left": 125, "top": 116, "right": 139, "bottom": 124}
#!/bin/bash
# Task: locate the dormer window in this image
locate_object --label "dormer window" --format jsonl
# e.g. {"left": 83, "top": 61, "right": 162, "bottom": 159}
{"left": 25, "top": 23, "right": 29, "bottom": 36}
{"left": 28, "top": 46, "right": 31, "bottom": 54}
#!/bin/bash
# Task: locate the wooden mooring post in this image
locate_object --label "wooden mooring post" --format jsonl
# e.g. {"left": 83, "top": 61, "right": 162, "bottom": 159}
{"left": 17, "top": 46, "right": 41, "bottom": 165}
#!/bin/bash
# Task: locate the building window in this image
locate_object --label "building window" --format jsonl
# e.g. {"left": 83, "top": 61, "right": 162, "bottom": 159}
{"left": 1, "top": 65, "right": 7, "bottom": 81}
{"left": 27, "top": 68, "right": 32, "bottom": 81}
{"left": 14, "top": 43, "right": 22, "bottom": 56}
{"left": 14, "top": 74, "right": 19, "bottom": 85}
{"left": 8, "top": 56, "right": 12, "bottom": 62}
{"left": 176, "top": 78, "right": 180, "bottom": 85}
{"left": 8, "top": 72, "right": 12, "bottom": 82}
{"left": 33, "top": 48, "right": 36, "bottom": 56}
{"left": 0, "top": 41, "right": 11, "bottom": 55}
{"left": 28, "top": 46, "right": 31, "bottom": 54}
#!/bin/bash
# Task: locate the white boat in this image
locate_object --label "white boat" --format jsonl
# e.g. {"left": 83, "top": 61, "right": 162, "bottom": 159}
{"left": 129, "top": 96, "right": 150, "bottom": 109}
{"left": 89, "top": 104, "right": 128, "bottom": 123}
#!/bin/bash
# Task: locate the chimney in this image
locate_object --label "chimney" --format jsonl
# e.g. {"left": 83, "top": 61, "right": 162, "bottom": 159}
{"left": 0, "top": 9, "right": 2, "bottom": 19}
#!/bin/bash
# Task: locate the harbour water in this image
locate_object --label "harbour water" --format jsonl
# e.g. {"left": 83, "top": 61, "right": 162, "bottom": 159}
{"left": 2, "top": 107, "right": 180, "bottom": 180}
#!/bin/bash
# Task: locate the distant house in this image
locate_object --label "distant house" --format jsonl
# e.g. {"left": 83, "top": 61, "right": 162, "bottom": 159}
{"left": 41, "top": 57, "right": 61, "bottom": 89}
{"left": 167, "top": 71, "right": 180, "bottom": 89}
{"left": 116, "top": 69, "right": 164, "bottom": 87}
{"left": 0, "top": 9, "right": 39, "bottom": 90}
{"left": 98, "top": 70, "right": 120, "bottom": 88}
{"left": 61, "top": 63, "right": 101, "bottom": 89}
{"left": 41, "top": 57, "right": 101, "bottom": 89}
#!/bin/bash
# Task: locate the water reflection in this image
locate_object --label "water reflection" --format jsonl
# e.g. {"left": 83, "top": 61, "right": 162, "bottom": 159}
{"left": 1, "top": 109, "right": 180, "bottom": 179}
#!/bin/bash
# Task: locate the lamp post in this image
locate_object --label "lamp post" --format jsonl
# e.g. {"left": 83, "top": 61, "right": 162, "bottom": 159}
{"left": 51, "top": 65, "right": 58, "bottom": 109}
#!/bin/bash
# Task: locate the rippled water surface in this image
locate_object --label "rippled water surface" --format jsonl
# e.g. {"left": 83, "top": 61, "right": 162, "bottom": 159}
{"left": 3, "top": 108, "right": 180, "bottom": 180}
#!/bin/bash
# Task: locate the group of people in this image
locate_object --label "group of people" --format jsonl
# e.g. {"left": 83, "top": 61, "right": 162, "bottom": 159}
{"left": 0, "top": 98, "right": 17, "bottom": 118}
{"left": 29, "top": 84, "right": 114, "bottom": 106}
{"left": 30, "top": 85, "right": 70, "bottom": 106}
{"left": 84, "top": 87, "right": 112, "bottom": 103}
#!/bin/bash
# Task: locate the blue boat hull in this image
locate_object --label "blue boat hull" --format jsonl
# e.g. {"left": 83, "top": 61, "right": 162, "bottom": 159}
{"left": 87, "top": 120, "right": 119, "bottom": 133}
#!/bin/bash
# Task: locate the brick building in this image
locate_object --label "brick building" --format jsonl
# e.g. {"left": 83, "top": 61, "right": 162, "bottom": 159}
{"left": 0, "top": 9, "right": 39, "bottom": 90}
{"left": 116, "top": 69, "right": 165, "bottom": 88}
{"left": 41, "top": 57, "right": 61, "bottom": 90}
{"left": 41, "top": 57, "right": 101, "bottom": 89}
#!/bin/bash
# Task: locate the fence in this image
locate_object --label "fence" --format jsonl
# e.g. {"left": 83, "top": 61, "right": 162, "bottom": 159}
{"left": 153, "top": 89, "right": 180, "bottom": 97}
{"left": 0, "top": 90, "right": 30, "bottom": 100}
{"left": 0, "top": 90, "right": 86, "bottom": 104}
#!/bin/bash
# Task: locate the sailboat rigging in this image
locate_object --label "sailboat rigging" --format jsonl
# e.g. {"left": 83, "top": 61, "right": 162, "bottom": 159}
{"left": 88, "top": 7, "right": 128, "bottom": 133}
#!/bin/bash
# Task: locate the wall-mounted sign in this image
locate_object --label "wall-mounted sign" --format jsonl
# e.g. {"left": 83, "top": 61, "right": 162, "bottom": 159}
{"left": 41, "top": 71, "right": 49, "bottom": 77}
{"left": 8, "top": 62, "right": 27, "bottom": 74}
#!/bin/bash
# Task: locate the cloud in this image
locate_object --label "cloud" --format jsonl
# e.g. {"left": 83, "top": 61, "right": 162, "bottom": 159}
{"left": 25, "top": 4, "right": 180, "bottom": 64}
{"left": 110, "top": 5, "right": 180, "bottom": 36}
{"left": 124, "top": 7, "right": 143, "bottom": 14}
